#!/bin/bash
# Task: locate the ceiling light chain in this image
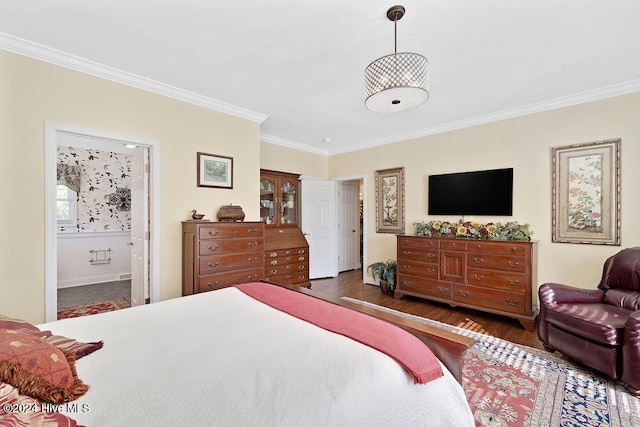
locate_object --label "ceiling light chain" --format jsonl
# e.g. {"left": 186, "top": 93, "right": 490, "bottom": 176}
{"left": 365, "top": 5, "right": 429, "bottom": 113}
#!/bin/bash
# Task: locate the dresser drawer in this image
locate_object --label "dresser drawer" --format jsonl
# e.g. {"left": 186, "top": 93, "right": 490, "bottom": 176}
{"left": 397, "top": 260, "right": 439, "bottom": 279}
{"left": 453, "top": 284, "right": 526, "bottom": 315}
{"left": 398, "top": 247, "right": 439, "bottom": 263}
{"left": 468, "top": 269, "right": 527, "bottom": 292}
{"left": 468, "top": 241, "right": 527, "bottom": 256}
{"left": 197, "top": 268, "right": 264, "bottom": 292}
{"left": 397, "top": 236, "right": 439, "bottom": 249}
{"left": 199, "top": 238, "right": 263, "bottom": 255}
{"left": 265, "top": 271, "right": 309, "bottom": 285}
{"left": 199, "top": 251, "right": 263, "bottom": 274}
{"left": 440, "top": 240, "right": 467, "bottom": 251}
{"left": 266, "top": 254, "right": 307, "bottom": 266}
{"left": 468, "top": 254, "right": 527, "bottom": 273}
{"left": 265, "top": 247, "right": 307, "bottom": 259}
{"left": 266, "top": 262, "right": 307, "bottom": 276}
{"left": 198, "top": 224, "right": 263, "bottom": 240}
{"left": 397, "top": 274, "right": 452, "bottom": 299}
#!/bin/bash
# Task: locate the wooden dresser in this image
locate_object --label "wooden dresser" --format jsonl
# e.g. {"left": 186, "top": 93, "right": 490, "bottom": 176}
{"left": 182, "top": 221, "right": 265, "bottom": 295}
{"left": 396, "top": 236, "right": 538, "bottom": 330}
{"left": 264, "top": 228, "right": 310, "bottom": 288}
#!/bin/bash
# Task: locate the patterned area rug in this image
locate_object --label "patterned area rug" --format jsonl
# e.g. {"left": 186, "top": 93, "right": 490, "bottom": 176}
{"left": 341, "top": 297, "right": 640, "bottom": 427}
{"left": 57, "top": 297, "right": 131, "bottom": 319}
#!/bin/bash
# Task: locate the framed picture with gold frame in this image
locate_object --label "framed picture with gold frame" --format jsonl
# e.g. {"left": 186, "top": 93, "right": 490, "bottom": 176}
{"left": 375, "top": 167, "right": 405, "bottom": 234}
{"left": 551, "top": 139, "right": 620, "bottom": 245}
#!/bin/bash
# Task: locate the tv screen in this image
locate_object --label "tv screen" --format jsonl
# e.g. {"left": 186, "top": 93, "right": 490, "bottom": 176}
{"left": 428, "top": 168, "right": 513, "bottom": 216}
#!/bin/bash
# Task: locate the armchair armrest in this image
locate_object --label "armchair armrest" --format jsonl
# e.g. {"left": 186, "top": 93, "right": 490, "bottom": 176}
{"left": 539, "top": 282, "right": 605, "bottom": 307}
{"left": 622, "top": 310, "right": 640, "bottom": 391}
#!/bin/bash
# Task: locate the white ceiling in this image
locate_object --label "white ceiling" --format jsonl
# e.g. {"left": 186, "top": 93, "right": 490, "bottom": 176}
{"left": 1, "top": 1, "right": 639, "bottom": 155}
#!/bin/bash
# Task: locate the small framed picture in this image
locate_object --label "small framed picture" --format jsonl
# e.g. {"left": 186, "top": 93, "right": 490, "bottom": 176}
{"left": 375, "top": 167, "right": 405, "bottom": 234}
{"left": 197, "top": 152, "right": 233, "bottom": 189}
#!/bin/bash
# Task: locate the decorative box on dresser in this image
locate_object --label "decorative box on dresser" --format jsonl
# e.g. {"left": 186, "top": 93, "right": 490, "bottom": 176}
{"left": 182, "top": 221, "right": 265, "bottom": 295}
{"left": 260, "top": 169, "right": 311, "bottom": 288}
{"left": 396, "top": 236, "right": 538, "bottom": 330}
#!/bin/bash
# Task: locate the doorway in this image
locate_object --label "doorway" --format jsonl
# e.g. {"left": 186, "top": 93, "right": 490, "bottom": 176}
{"left": 44, "top": 122, "right": 160, "bottom": 322}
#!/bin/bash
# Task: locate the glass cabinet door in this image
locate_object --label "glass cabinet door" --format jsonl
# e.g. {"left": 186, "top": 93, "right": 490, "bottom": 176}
{"left": 280, "top": 180, "right": 297, "bottom": 225}
{"left": 260, "top": 178, "right": 275, "bottom": 225}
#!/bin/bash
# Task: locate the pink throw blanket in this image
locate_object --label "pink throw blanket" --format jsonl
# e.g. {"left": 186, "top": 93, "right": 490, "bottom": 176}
{"left": 235, "top": 282, "right": 443, "bottom": 384}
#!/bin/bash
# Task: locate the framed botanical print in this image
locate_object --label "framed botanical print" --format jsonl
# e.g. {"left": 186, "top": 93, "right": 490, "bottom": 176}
{"left": 197, "top": 152, "right": 233, "bottom": 189}
{"left": 375, "top": 167, "right": 405, "bottom": 234}
{"left": 551, "top": 139, "right": 620, "bottom": 245}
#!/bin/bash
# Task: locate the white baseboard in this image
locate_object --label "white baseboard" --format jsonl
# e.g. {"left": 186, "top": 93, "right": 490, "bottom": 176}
{"left": 57, "top": 272, "right": 131, "bottom": 289}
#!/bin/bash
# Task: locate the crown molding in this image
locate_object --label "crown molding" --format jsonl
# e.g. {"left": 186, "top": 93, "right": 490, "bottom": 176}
{"left": 0, "top": 32, "right": 267, "bottom": 124}
{"left": 329, "top": 79, "right": 640, "bottom": 155}
{"left": 261, "top": 134, "right": 330, "bottom": 156}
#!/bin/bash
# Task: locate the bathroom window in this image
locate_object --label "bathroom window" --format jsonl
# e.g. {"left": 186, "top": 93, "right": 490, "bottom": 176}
{"left": 56, "top": 184, "right": 77, "bottom": 224}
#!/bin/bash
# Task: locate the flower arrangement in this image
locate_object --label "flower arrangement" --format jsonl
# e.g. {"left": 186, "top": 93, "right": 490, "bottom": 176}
{"left": 413, "top": 220, "right": 533, "bottom": 241}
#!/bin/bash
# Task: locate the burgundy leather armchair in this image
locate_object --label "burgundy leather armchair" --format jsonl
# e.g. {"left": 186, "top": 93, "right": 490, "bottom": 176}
{"left": 537, "top": 247, "right": 640, "bottom": 395}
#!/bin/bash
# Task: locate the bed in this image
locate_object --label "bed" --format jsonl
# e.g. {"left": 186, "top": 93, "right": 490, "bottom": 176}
{"left": 23, "top": 282, "right": 473, "bottom": 426}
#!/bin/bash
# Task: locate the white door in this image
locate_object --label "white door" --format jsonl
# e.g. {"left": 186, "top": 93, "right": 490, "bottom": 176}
{"left": 130, "top": 147, "right": 149, "bottom": 306}
{"left": 337, "top": 182, "right": 359, "bottom": 272}
{"left": 301, "top": 178, "right": 338, "bottom": 279}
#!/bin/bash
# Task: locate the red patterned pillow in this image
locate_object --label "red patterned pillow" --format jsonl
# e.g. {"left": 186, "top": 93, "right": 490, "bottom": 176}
{"left": 0, "top": 314, "right": 103, "bottom": 360}
{"left": 0, "top": 328, "right": 88, "bottom": 404}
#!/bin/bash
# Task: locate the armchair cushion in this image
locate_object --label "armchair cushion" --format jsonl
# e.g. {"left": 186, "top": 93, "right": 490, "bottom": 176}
{"left": 544, "top": 303, "right": 630, "bottom": 346}
{"left": 603, "top": 289, "right": 640, "bottom": 311}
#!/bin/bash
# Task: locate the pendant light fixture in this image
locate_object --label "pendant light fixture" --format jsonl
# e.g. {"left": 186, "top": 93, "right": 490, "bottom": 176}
{"left": 365, "top": 5, "right": 429, "bottom": 113}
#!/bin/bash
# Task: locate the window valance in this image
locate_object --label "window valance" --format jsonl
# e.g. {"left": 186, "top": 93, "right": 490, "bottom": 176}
{"left": 57, "top": 163, "right": 81, "bottom": 193}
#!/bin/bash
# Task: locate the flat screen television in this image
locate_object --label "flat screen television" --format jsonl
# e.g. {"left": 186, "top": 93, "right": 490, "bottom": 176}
{"left": 428, "top": 168, "right": 513, "bottom": 216}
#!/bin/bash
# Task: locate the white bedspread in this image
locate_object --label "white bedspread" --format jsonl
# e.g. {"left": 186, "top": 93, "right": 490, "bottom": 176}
{"left": 40, "top": 287, "right": 473, "bottom": 426}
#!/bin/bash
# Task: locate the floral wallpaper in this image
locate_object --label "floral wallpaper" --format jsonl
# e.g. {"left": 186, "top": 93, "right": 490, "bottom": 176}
{"left": 57, "top": 146, "right": 133, "bottom": 232}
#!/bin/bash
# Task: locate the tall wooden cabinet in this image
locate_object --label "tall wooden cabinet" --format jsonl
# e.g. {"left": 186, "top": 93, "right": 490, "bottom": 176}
{"left": 396, "top": 236, "right": 538, "bottom": 330}
{"left": 182, "top": 221, "right": 265, "bottom": 295}
{"left": 260, "top": 169, "right": 310, "bottom": 288}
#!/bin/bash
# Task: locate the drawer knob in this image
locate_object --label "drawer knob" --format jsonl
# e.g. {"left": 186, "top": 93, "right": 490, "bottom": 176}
{"left": 437, "top": 286, "right": 448, "bottom": 293}
{"left": 249, "top": 229, "right": 258, "bottom": 234}
{"left": 206, "top": 261, "right": 220, "bottom": 267}
{"left": 207, "top": 230, "right": 219, "bottom": 236}
{"left": 510, "top": 247, "right": 516, "bottom": 252}
{"left": 248, "top": 241, "right": 259, "bottom": 248}
{"left": 507, "top": 279, "right": 521, "bottom": 285}
{"left": 507, "top": 261, "right": 520, "bottom": 268}
{"left": 271, "top": 269, "right": 277, "bottom": 274}
{"left": 298, "top": 249, "right": 305, "bottom": 254}
{"left": 457, "top": 290, "right": 470, "bottom": 297}
{"left": 249, "top": 257, "right": 258, "bottom": 263}
{"left": 427, "top": 253, "right": 436, "bottom": 259}
{"left": 270, "top": 260, "right": 278, "bottom": 265}
{"left": 403, "top": 264, "right": 411, "bottom": 269}
{"left": 473, "top": 274, "right": 484, "bottom": 281}
{"left": 270, "top": 252, "right": 278, "bottom": 257}
{"left": 207, "top": 281, "right": 220, "bottom": 289}
{"left": 426, "top": 268, "right": 436, "bottom": 273}
{"left": 206, "top": 244, "right": 219, "bottom": 251}
{"left": 298, "top": 265, "right": 305, "bottom": 270}
{"left": 473, "top": 257, "right": 484, "bottom": 264}
{"left": 505, "top": 298, "right": 520, "bottom": 306}
{"left": 402, "top": 280, "right": 412, "bottom": 286}
{"left": 403, "top": 250, "right": 411, "bottom": 255}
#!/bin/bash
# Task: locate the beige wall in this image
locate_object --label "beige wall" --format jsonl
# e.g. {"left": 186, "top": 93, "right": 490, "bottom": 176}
{"left": 330, "top": 93, "right": 640, "bottom": 289}
{"left": 3, "top": 47, "right": 639, "bottom": 324}
{"left": 260, "top": 141, "right": 329, "bottom": 179}
{"left": 0, "top": 51, "right": 261, "bottom": 323}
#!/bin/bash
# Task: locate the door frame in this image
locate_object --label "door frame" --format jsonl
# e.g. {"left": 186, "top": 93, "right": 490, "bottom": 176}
{"left": 44, "top": 121, "right": 161, "bottom": 322}
{"left": 334, "top": 174, "right": 367, "bottom": 282}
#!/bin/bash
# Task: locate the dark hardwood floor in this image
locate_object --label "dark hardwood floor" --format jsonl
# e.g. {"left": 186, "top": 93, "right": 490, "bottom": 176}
{"left": 310, "top": 269, "right": 545, "bottom": 351}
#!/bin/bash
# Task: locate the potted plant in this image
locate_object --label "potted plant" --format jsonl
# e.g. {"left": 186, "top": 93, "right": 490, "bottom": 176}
{"left": 367, "top": 259, "right": 397, "bottom": 295}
